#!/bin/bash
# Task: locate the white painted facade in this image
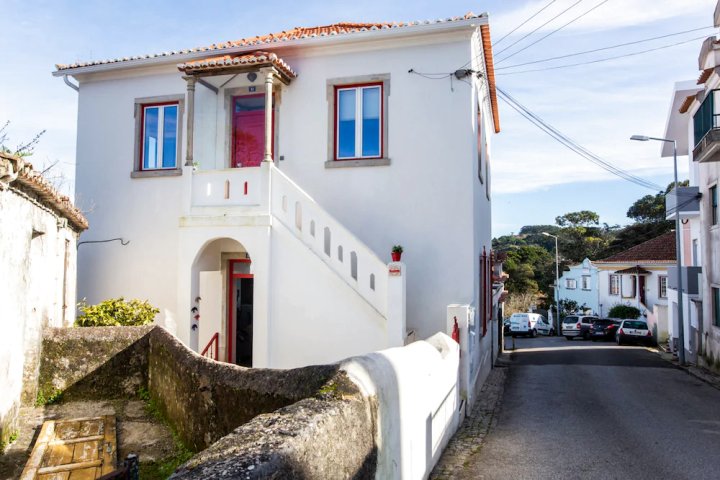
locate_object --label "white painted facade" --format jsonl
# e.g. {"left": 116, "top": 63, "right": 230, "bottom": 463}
{"left": 0, "top": 153, "right": 85, "bottom": 447}
{"left": 58, "top": 16, "right": 500, "bottom": 373}
{"left": 664, "top": 27, "right": 720, "bottom": 361}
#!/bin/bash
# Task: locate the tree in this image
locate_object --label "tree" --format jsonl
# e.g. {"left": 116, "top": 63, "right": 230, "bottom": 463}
{"left": 555, "top": 211, "right": 599, "bottom": 228}
{"left": 555, "top": 211, "right": 611, "bottom": 263}
{"left": 627, "top": 181, "right": 689, "bottom": 224}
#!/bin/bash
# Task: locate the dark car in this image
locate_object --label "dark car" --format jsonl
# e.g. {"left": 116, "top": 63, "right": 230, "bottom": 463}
{"left": 589, "top": 318, "right": 620, "bottom": 341}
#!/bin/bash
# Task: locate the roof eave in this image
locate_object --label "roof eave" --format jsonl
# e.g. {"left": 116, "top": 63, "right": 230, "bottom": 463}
{"left": 53, "top": 16, "right": 488, "bottom": 78}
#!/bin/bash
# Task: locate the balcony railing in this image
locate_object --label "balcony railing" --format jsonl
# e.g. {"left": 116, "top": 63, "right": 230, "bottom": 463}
{"left": 693, "top": 90, "right": 720, "bottom": 162}
{"left": 191, "top": 167, "right": 262, "bottom": 208}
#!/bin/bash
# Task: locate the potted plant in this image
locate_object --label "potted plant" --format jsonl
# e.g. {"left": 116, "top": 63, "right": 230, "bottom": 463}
{"left": 391, "top": 245, "right": 403, "bottom": 262}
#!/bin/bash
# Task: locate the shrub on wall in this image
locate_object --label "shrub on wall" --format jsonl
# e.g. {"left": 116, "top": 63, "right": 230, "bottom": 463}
{"left": 608, "top": 304, "right": 641, "bottom": 320}
{"left": 75, "top": 297, "right": 159, "bottom": 327}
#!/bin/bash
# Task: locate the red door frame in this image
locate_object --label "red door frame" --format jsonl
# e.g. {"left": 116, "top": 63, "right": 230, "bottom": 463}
{"left": 227, "top": 258, "right": 253, "bottom": 363}
{"left": 231, "top": 93, "right": 275, "bottom": 167}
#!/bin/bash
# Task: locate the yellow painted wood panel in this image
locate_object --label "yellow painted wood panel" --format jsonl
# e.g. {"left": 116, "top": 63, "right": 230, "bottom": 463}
{"left": 20, "top": 416, "right": 117, "bottom": 480}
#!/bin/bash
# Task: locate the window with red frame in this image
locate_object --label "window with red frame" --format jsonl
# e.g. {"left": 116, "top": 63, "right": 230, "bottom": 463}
{"left": 140, "top": 102, "right": 179, "bottom": 170}
{"left": 335, "top": 83, "right": 382, "bottom": 160}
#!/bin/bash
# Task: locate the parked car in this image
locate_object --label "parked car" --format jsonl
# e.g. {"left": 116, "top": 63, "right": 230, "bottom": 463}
{"left": 616, "top": 319, "right": 654, "bottom": 346}
{"left": 561, "top": 315, "right": 599, "bottom": 340}
{"left": 588, "top": 318, "right": 620, "bottom": 341}
{"left": 509, "top": 313, "right": 554, "bottom": 337}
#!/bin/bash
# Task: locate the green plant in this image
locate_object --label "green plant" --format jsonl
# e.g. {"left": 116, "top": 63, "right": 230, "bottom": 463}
{"left": 608, "top": 304, "right": 641, "bottom": 320}
{"left": 36, "top": 389, "right": 63, "bottom": 406}
{"left": 75, "top": 297, "right": 159, "bottom": 327}
{"left": 392, "top": 245, "right": 403, "bottom": 254}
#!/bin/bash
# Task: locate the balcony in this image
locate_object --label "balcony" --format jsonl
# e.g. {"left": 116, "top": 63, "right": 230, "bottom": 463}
{"left": 191, "top": 167, "right": 263, "bottom": 209}
{"left": 692, "top": 89, "right": 720, "bottom": 163}
{"left": 667, "top": 266, "right": 703, "bottom": 296}
{"left": 665, "top": 186, "right": 700, "bottom": 220}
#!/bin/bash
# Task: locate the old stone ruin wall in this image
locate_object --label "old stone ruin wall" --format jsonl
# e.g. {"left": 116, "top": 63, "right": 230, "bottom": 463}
{"left": 38, "top": 326, "right": 377, "bottom": 478}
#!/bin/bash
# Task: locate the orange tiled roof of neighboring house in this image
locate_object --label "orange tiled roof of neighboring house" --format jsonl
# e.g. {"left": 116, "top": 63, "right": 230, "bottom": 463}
{"left": 0, "top": 152, "right": 88, "bottom": 231}
{"left": 177, "top": 51, "right": 297, "bottom": 79}
{"left": 598, "top": 231, "right": 676, "bottom": 264}
{"left": 697, "top": 67, "right": 714, "bottom": 85}
{"left": 679, "top": 94, "right": 696, "bottom": 114}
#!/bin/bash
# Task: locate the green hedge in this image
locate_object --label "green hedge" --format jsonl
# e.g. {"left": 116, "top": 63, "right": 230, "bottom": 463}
{"left": 607, "top": 304, "right": 641, "bottom": 320}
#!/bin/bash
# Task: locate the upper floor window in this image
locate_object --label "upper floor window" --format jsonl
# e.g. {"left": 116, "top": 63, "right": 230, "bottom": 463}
{"left": 141, "top": 103, "right": 179, "bottom": 170}
{"left": 713, "top": 287, "right": 720, "bottom": 327}
{"left": 711, "top": 185, "right": 718, "bottom": 225}
{"left": 609, "top": 275, "right": 620, "bottom": 296}
{"left": 659, "top": 275, "right": 668, "bottom": 298}
{"left": 566, "top": 278, "right": 577, "bottom": 290}
{"left": 335, "top": 83, "right": 382, "bottom": 160}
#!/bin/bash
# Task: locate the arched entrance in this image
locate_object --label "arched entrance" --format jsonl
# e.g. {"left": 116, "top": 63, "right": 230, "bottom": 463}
{"left": 192, "top": 238, "right": 253, "bottom": 366}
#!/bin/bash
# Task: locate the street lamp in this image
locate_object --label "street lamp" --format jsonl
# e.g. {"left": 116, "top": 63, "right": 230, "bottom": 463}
{"left": 630, "top": 134, "right": 685, "bottom": 366}
{"left": 542, "top": 232, "right": 560, "bottom": 336}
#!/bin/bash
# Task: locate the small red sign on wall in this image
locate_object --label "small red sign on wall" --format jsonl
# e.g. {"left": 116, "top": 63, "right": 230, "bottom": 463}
{"left": 389, "top": 265, "right": 401, "bottom": 276}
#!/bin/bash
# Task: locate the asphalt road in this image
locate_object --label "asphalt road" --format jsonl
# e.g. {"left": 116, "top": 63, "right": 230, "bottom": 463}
{"left": 463, "top": 335, "right": 720, "bottom": 480}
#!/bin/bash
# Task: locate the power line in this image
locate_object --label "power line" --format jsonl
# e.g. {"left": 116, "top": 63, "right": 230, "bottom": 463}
{"left": 494, "top": 0, "right": 585, "bottom": 58}
{"left": 493, "top": 0, "right": 559, "bottom": 47}
{"left": 497, "top": 26, "right": 716, "bottom": 70}
{"left": 497, "top": 0, "right": 611, "bottom": 64}
{"left": 499, "top": 87, "right": 663, "bottom": 190}
{"left": 498, "top": 87, "right": 664, "bottom": 191}
{"left": 497, "top": 34, "right": 709, "bottom": 75}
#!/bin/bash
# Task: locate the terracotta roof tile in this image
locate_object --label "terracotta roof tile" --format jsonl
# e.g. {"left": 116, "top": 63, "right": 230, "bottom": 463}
{"left": 697, "top": 67, "right": 714, "bottom": 85}
{"left": 55, "top": 15, "right": 484, "bottom": 72}
{"left": 614, "top": 266, "right": 652, "bottom": 275}
{"left": 480, "top": 24, "right": 500, "bottom": 133}
{"left": 178, "top": 51, "right": 297, "bottom": 79}
{"left": 0, "top": 152, "right": 88, "bottom": 231}
{"left": 679, "top": 94, "right": 696, "bottom": 114}
{"left": 598, "top": 231, "right": 676, "bottom": 263}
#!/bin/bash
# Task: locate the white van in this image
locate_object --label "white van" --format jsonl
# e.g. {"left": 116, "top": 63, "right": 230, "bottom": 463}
{"left": 509, "top": 313, "right": 553, "bottom": 338}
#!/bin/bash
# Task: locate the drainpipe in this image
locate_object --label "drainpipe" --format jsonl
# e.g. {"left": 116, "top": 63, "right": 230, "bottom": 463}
{"left": 62, "top": 75, "right": 79, "bottom": 92}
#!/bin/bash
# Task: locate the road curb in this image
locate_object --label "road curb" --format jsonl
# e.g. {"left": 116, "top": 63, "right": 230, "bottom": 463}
{"left": 652, "top": 348, "right": 720, "bottom": 391}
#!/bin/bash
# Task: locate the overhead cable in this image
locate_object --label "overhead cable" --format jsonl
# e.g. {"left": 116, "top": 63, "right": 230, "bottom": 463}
{"left": 497, "top": 35, "right": 709, "bottom": 75}
{"left": 494, "top": 0, "right": 585, "bottom": 58}
{"left": 497, "top": 0, "right": 611, "bottom": 64}
{"left": 496, "top": 26, "right": 716, "bottom": 70}
{"left": 498, "top": 87, "right": 664, "bottom": 191}
{"left": 493, "top": 0, "right": 559, "bottom": 47}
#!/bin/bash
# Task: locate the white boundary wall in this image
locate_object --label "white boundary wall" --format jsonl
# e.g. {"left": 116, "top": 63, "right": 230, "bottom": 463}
{"left": 343, "top": 333, "right": 460, "bottom": 480}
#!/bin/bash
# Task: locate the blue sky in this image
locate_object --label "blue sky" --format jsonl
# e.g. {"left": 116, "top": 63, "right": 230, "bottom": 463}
{"left": 1, "top": 0, "right": 716, "bottom": 236}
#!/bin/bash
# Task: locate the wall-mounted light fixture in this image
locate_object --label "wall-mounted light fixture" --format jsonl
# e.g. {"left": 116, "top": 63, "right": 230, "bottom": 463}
{"left": 247, "top": 72, "right": 257, "bottom": 83}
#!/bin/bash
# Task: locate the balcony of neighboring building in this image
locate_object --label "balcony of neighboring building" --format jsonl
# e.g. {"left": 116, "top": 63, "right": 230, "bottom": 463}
{"left": 667, "top": 265, "right": 703, "bottom": 297}
{"left": 665, "top": 186, "right": 701, "bottom": 220}
{"left": 692, "top": 89, "right": 720, "bottom": 163}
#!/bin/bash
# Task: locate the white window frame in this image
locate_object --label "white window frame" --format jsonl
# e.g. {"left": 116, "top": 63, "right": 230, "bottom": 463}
{"left": 581, "top": 275, "right": 591, "bottom": 291}
{"left": 335, "top": 84, "right": 383, "bottom": 160}
{"left": 566, "top": 278, "right": 577, "bottom": 290}
{"left": 609, "top": 275, "right": 620, "bottom": 296}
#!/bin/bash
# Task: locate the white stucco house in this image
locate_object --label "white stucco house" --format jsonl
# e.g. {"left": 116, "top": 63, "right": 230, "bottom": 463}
{"left": 54, "top": 13, "right": 501, "bottom": 392}
{"left": 594, "top": 232, "right": 674, "bottom": 340}
{"left": 0, "top": 152, "right": 87, "bottom": 450}
{"left": 557, "top": 258, "right": 600, "bottom": 314}
{"left": 556, "top": 234, "right": 674, "bottom": 340}
{"left": 661, "top": 0, "right": 720, "bottom": 363}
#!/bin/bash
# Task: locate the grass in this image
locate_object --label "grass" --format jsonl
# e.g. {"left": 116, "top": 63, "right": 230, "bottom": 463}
{"left": 136, "top": 387, "right": 194, "bottom": 479}
{"left": 35, "top": 389, "right": 63, "bottom": 406}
